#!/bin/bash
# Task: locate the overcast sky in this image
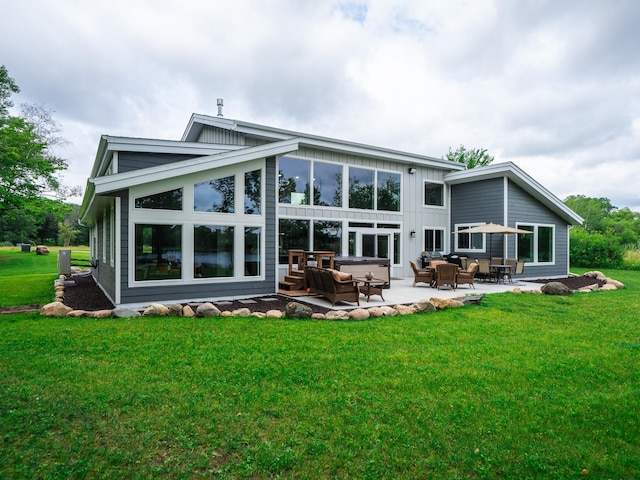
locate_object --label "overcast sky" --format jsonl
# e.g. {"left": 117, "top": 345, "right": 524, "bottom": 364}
{"left": 2, "top": 0, "right": 639, "bottom": 210}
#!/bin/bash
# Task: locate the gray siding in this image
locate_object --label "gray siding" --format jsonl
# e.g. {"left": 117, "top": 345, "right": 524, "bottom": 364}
{"left": 450, "top": 178, "right": 505, "bottom": 257}
{"left": 507, "top": 181, "right": 569, "bottom": 278}
{"left": 118, "top": 152, "right": 201, "bottom": 173}
{"left": 93, "top": 200, "right": 117, "bottom": 303}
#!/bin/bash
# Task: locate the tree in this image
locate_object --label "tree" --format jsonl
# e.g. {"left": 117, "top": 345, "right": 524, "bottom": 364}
{"left": 444, "top": 145, "right": 494, "bottom": 169}
{"left": 564, "top": 195, "right": 616, "bottom": 233}
{"left": 0, "top": 65, "right": 70, "bottom": 215}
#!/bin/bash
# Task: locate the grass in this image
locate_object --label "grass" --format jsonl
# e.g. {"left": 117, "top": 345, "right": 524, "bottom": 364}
{"left": 1, "top": 247, "right": 639, "bottom": 478}
{"left": 0, "top": 246, "right": 88, "bottom": 307}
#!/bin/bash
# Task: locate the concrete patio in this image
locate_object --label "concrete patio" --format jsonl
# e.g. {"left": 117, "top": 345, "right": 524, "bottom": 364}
{"left": 286, "top": 276, "right": 543, "bottom": 311}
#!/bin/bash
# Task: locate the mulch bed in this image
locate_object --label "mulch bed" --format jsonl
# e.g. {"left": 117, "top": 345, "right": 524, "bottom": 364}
{"left": 529, "top": 276, "right": 604, "bottom": 290}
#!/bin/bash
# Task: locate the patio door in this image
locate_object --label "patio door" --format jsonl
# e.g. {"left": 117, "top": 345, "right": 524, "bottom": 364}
{"left": 349, "top": 229, "right": 392, "bottom": 259}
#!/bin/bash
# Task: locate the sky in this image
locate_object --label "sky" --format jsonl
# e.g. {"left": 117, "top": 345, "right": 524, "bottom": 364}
{"left": 1, "top": 0, "right": 639, "bottom": 210}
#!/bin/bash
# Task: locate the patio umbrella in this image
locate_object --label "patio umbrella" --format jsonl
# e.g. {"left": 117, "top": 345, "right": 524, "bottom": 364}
{"left": 456, "top": 222, "right": 531, "bottom": 260}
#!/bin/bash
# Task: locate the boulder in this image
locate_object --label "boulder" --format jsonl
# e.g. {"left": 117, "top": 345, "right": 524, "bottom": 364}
{"left": 415, "top": 299, "right": 436, "bottom": 313}
{"left": 429, "top": 298, "right": 464, "bottom": 310}
{"left": 266, "top": 309, "right": 283, "bottom": 319}
{"left": 325, "top": 310, "right": 350, "bottom": 320}
{"left": 220, "top": 311, "right": 233, "bottom": 317}
{"left": 583, "top": 271, "right": 605, "bottom": 279}
{"left": 183, "top": 305, "right": 195, "bottom": 317}
{"left": 379, "top": 306, "right": 398, "bottom": 316}
{"left": 144, "top": 303, "right": 169, "bottom": 316}
{"left": 87, "top": 309, "right": 114, "bottom": 319}
{"left": 367, "top": 307, "right": 385, "bottom": 318}
{"left": 395, "top": 304, "right": 417, "bottom": 315}
{"left": 605, "top": 278, "right": 625, "bottom": 289}
{"left": 196, "top": 302, "right": 221, "bottom": 317}
{"left": 112, "top": 308, "right": 141, "bottom": 318}
{"left": 599, "top": 284, "right": 617, "bottom": 291}
{"left": 66, "top": 310, "right": 87, "bottom": 317}
{"left": 167, "top": 304, "right": 184, "bottom": 316}
{"left": 311, "top": 313, "right": 326, "bottom": 320}
{"left": 41, "top": 302, "right": 72, "bottom": 316}
{"left": 285, "top": 302, "right": 313, "bottom": 319}
{"left": 541, "top": 282, "right": 572, "bottom": 296}
{"left": 252, "top": 312, "right": 266, "bottom": 319}
{"left": 349, "top": 308, "right": 370, "bottom": 320}
{"left": 232, "top": 307, "right": 252, "bottom": 317}
{"left": 35, "top": 245, "right": 50, "bottom": 255}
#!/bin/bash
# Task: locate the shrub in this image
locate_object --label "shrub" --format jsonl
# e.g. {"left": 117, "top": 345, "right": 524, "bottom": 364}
{"left": 570, "top": 228, "right": 624, "bottom": 268}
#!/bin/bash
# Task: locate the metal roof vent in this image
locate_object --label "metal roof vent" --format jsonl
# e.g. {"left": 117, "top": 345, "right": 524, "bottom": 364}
{"left": 217, "top": 98, "right": 224, "bottom": 117}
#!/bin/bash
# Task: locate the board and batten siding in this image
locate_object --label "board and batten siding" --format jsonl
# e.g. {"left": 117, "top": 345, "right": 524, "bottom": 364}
{"left": 507, "top": 181, "right": 569, "bottom": 278}
{"left": 118, "top": 152, "right": 201, "bottom": 174}
{"left": 93, "top": 200, "right": 117, "bottom": 303}
{"left": 112, "top": 156, "right": 278, "bottom": 307}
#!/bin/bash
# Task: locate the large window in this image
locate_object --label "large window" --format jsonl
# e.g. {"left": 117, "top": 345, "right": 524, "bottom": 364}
{"left": 456, "top": 224, "right": 484, "bottom": 251}
{"left": 424, "top": 182, "right": 444, "bottom": 207}
{"left": 279, "top": 157, "right": 310, "bottom": 205}
{"left": 313, "top": 162, "right": 342, "bottom": 207}
{"left": 279, "top": 219, "right": 310, "bottom": 264}
{"left": 377, "top": 172, "right": 401, "bottom": 211}
{"left": 244, "top": 169, "right": 261, "bottom": 215}
{"left": 424, "top": 228, "right": 444, "bottom": 253}
{"left": 349, "top": 167, "right": 375, "bottom": 210}
{"left": 194, "top": 176, "right": 235, "bottom": 213}
{"left": 517, "top": 224, "right": 554, "bottom": 263}
{"left": 194, "top": 225, "right": 234, "bottom": 277}
{"left": 135, "top": 188, "right": 183, "bottom": 210}
{"left": 134, "top": 224, "right": 182, "bottom": 281}
{"left": 313, "top": 220, "right": 342, "bottom": 256}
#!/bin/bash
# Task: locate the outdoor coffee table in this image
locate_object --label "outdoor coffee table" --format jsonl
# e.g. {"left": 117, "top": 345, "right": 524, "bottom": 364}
{"left": 355, "top": 277, "right": 387, "bottom": 301}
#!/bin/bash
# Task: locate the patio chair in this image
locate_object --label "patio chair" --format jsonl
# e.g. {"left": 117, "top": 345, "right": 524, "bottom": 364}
{"left": 505, "top": 259, "right": 517, "bottom": 283}
{"left": 491, "top": 257, "right": 503, "bottom": 265}
{"left": 476, "top": 258, "right": 492, "bottom": 282}
{"left": 435, "top": 262, "right": 458, "bottom": 290}
{"left": 409, "top": 260, "right": 431, "bottom": 287}
{"left": 457, "top": 262, "right": 478, "bottom": 289}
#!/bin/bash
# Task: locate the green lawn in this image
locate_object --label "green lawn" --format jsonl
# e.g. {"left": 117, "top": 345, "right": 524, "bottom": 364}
{"left": 0, "top": 247, "right": 639, "bottom": 478}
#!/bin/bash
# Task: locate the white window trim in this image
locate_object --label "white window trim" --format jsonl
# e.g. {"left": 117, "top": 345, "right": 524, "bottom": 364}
{"left": 423, "top": 226, "right": 446, "bottom": 254}
{"left": 454, "top": 222, "right": 486, "bottom": 253}
{"left": 422, "top": 179, "right": 446, "bottom": 210}
{"left": 516, "top": 223, "right": 556, "bottom": 265}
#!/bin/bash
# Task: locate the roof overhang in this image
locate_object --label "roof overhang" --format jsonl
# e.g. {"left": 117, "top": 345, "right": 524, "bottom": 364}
{"left": 444, "top": 162, "right": 584, "bottom": 225}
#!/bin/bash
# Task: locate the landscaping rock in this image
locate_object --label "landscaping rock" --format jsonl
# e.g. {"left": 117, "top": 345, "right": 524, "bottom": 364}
{"left": 415, "top": 299, "right": 436, "bottom": 313}
{"left": 541, "top": 282, "right": 572, "bottom": 296}
{"left": 87, "top": 309, "right": 113, "bottom": 318}
{"left": 35, "top": 245, "right": 50, "bottom": 255}
{"left": 367, "top": 307, "right": 385, "bottom": 318}
{"left": 285, "top": 302, "right": 313, "bottom": 319}
{"left": 144, "top": 303, "right": 169, "bottom": 316}
{"left": 66, "top": 310, "right": 87, "bottom": 317}
{"left": 605, "top": 278, "right": 625, "bottom": 289}
{"left": 395, "top": 304, "right": 417, "bottom": 315}
{"left": 196, "top": 302, "right": 221, "bottom": 317}
{"left": 311, "top": 313, "right": 326, "bottom": 320}
{"left": 379, "top": 306, "right": 398, "bottom": 316}
{"left": 41, "top": 302, "right": 72, "bottom": 316}
{"left": 599, "top": 284, "right": 617, "bottom": 291}
{"left": 112, "top": 308, "right": 141, "bottom": 318}
{"left": 183, "top": 305, "right": 195, "bottom": 317}
{"left": 325, "top": 310, "right": 350, "bottom": 320}
{"left": 252, "top": 312, "right": 266, "bottom": 318}
{"left": 266, "top": 309, "right": 283, "bottom": 319}
{"left": 430, "top": 298, "right": 464, "bottom": 310}
{"left": 167, "top": 304, "right": 184, "bottom": 316}
{"left": 232, "top": 307, "right": 252, "bottom": 317}
{"left": 349, "top": 308, "right": 370, "bottom": 320}
{"left": 220, "top": 311, "right": 233, "bottom": 317}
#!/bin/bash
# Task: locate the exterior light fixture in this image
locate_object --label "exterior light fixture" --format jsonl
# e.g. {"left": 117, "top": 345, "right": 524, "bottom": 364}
{"left": 410, "top": 229, "right": 416, "bottom": 238}
{"left": 408, "top": 167, "right": 417, "bottom": 174}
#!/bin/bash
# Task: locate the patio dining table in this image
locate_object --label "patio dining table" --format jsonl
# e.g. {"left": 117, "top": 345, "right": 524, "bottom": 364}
{"left": 490, "top": 264, "right": 512, "bottom": 284}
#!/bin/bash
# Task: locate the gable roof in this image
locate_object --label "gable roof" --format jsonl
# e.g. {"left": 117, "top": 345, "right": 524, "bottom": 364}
{"left": 444, "top": 162, "right": 583, "bottom": 225}
{"left": 182, "top": 114, "right": 464, "bottom": 171}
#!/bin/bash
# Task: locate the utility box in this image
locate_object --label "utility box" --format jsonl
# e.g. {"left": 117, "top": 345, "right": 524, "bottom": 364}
{"left": 19, "top": 243, "right": 31, "bottom": 253}
{"left": 58, "top": 249, "right": 71, "bottom": 276}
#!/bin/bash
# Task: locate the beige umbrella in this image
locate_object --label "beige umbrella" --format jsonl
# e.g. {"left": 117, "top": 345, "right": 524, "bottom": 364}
{"left": 456, "top": 222, "right": 531, "bottom": 259}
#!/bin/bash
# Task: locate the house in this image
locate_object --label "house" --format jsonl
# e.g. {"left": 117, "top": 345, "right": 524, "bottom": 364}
{"left": 79, "top": 113, "right": 583, "bottom": 307}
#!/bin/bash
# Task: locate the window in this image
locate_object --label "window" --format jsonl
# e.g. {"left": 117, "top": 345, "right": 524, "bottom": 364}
{"left": 194, "top": 225, "right": 234, "bottom": 277}
{"left": 348, "top": 167, "right": 374, "bottom": 210}
{"left": 278, "top": 219, "right": 310, "bottom": 264}
{"left": 134, "top": 224, "right": 182, "bottom": 281}
{"left": 194, "top": 176, "right": 235, "bottom": 213}
{"left": 424, "top": 182, "right": 444, "bottom": 207}
{"left": 424, "top": 228, "right": 444, "bottom": 253}
{"left": 377, "top": 172, "right": 401, "bottom": 211}
{"left": 279, "top": 157, "right": 310, "bottom": 205}
{"left": 244, "top": 227, "right": 261, "bottom": 276}
{"left": 135, "top": 188, "right": 183, "bottom": 210}
{"left": 517, "top": 224, "right": 554, "bottom": 263}
{"left": 456, "top": 224, "right": 484, "bottom": 251}
{"left": 244, "top": 169, "right": 261, "bottom": 214}
{"left": 313, "top": 220, "right": 342, "bottom": 256}
{"left": 313, "top": 162, "right": 342, "bottom": 207}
